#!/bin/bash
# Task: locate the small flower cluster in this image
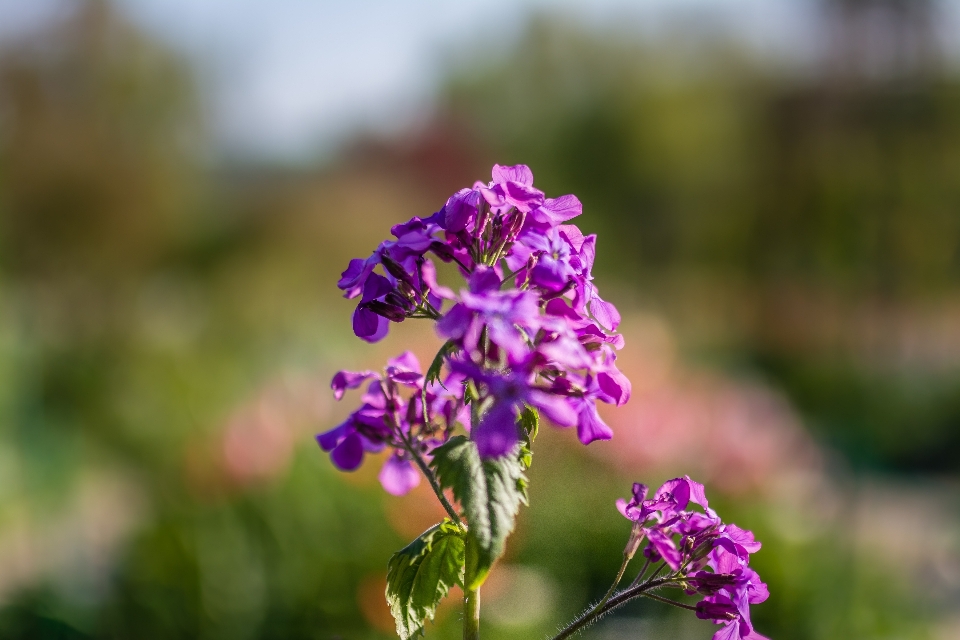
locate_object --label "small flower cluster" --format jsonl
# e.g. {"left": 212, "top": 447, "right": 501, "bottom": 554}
{"left": 318, "top": 164, "right": 631, "bottom": 491}
{"left": 617, "top": 477, "right": 769, "bottom": 640}
{"left": 317, "top": 352, "right": 468, "bottom": 495}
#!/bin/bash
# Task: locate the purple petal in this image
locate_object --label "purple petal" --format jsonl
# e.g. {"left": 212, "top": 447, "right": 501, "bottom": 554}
{"left": 527, "top": 390, "right": 578, "bottom": 427}
{"left": 360, "top": 273, "right": 395, "bottom": 303}
{"left": 576, "top": 401, "right": 613, "bottom": 444}
{"left": 330, "top": 432, "right": 365, "bottom": 471}
{"left": 747, "top": 578, "right": 770, "bottom": 606}
{"left": 468, "top": 266, "right": 501, "bottom": 294}
{"left": 578, "top": 234, "right": 597, "bottom": 272}
{"left": 473, "top": 401, "right": 520, "bottom": 458}
{"left": 379, "top": 455, "right": 421, "bottom": 496}
{"left": 502, "top": 181, "right": 544, "bottom": 212}
{"left": 353, "top": 307, "right": 389, "bottom": 342}
{"left": 486, "top": 319, "right": 530, "bottom": 363}
{"left": 387, "top": 351, "right": 422, "bottom": 378}
{"left": 436, "top": 303, "right": 472, "bottom": 341}
{"left": 478, "top": 184, "right": 506, "bottom": 210}
{"left": 337, "top": 258, "right": 375, "bottom": 299}
{"left": 558, "top": 224, "right": 586, "bottom": 252}
{"left": 331, "top": 370, "right": 378, "bottom": 400}
{"left": 492, "top": 164, "right": 534, "bottom": 186}
{"left": 443, "top": 188, "right": 479, "bottom": 232}
{"left": 316, "top": 423, "right": 349, "bottom": 452}
{"left": 656, "top": 478, "right": 692, "bottom": 511}
{"left": 684, "top": 475, "right": 710, "bottom": 511}
{"left": 646, "top": 528, "right": 683, "bottom": 571}
{"left": 723, "top": 525, "right": 762, "bottom": 554}
{"left": 598, "top": 367, "right": 632, "bottom": 406}
{"left": 713, "top": 623, "right": 742, "bottom": 640}
{"left": 535, "top": 194, "right": 582, "bottom": 225}
{"left": 590, "top": 298, "right": 621, "bottom": 332}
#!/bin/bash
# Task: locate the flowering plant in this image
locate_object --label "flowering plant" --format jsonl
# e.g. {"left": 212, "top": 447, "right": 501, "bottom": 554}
{"left": 316, "top": 165, "right": 768, "bottom": 639}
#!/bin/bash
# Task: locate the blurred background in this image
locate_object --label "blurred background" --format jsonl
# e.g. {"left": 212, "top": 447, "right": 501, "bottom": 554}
{"left": 0, "top": 0, "right": 959, "bottom": 638}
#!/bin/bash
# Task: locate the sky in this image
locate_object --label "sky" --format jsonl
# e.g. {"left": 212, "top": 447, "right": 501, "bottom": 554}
{"left": 1, "top": 0, "right": 957, "bottom": 161}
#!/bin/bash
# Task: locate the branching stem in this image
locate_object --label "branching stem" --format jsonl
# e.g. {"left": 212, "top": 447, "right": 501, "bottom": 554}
{"left": 398, "top": 430, "right": 463, "bottom": 530}
{"left": 588, "top": 552, "right": 631, "bottom": 616}
{"left": 548, "top": 576, "right": 687, "bottom": 640}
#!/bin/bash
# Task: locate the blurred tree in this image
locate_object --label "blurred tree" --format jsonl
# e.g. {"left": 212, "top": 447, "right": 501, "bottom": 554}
{"left": 0, "top": 0, "right": 202, "bottom": 280}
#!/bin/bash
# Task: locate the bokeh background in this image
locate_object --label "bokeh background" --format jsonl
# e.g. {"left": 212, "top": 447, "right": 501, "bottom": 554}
{"left": 1, "top": 0, "right": 959, "bottom": 638}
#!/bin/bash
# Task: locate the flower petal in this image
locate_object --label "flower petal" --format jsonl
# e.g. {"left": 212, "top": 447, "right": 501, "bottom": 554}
{"left": 576, "top": 400, "right": 613, "bottom": 444}
{"left": 473, "top": 401, "right": 520, "bottom": 458}
{"left": 492, "top": 164, "right": 534, "bottom": 186}
{"left": 330, "top": 432, "right": 365, "bottom": 471}
{"left": 379, "top": 455, "right": 421, "bottom": 496}
{"left": 331, "top": 370, "right": 378, "bottom": 400}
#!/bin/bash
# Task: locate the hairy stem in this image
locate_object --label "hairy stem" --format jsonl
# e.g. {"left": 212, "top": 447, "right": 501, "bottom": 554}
{"left": 588, "top": 552, "right": 631, "bottom": 617}
{"left": 548, "top": 576, "right": 686, "bottom": 640}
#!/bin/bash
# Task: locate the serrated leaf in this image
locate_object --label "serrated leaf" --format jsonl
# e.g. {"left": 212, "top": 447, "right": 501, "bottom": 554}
{"left": 425, "top": 340, "right": 459, "bottom": 387}
{"left": 518, "top": 405, "right": 539, "bottom": 445}
{"left": 517, "top": 406, "right": 538, "bottom": 473}
{"left": 386, "top": 520, "right": 466, "bottom": 640}
{"left": 430, "top": 436, "right": 527, "bottom": 590}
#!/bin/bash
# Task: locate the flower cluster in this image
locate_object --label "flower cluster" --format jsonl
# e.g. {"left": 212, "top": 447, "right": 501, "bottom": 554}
{"left": 318, "top": 164, "right": 631, "bottom": 491}
{"left": 317, "top": 352, "right": 468, "bottom": 495}
{"left": 617, "top": 477, "right": 769, "bottom": 640}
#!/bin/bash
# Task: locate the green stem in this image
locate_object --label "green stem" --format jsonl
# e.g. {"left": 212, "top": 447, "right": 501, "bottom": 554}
{"left": 640, "top": 592, "right": 697, "bottom": 611}
{"left": 399, "top": 432, "right": 463, "bottom": 529}
{"left": 463, "top": 535, "right": 481, "bottom": 640}
{"left": 627, "top": 557, "right": 651, "bottom": 590}
{"left": 548, "top": 576, "right": 685, "bottom": 640}
{"left": 588, "top": 552, "right": 631, "bottom": 616}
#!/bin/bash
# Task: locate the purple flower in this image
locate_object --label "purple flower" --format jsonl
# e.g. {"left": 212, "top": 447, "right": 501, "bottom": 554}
{"left": 617, "top": 476, "right": 708, "bottom": 524}
{"left": 317, "top": 353, "right": 447, "bottom": 495}
{"left": 437, "top": 267, "right": 542, "bottom": 364}
{"left": 523, "top": 227, "right": 577, "bottom": 293}
{"left": 338, "top": 255, "right": 380, "bottom": 299}
{"left": 452, "top": 363, "right": 577, "bottom": 457}
{"left": 697, "top": 592, "right": 769, "bottom": 640}
{"left": 546, "top": 371, "right": 615, "bottom": 445}
{"left": 315, "top": 408, "right": 389, "bottom": 472}
{"left": 331, "top": 369, "right": 379, "bottom": 401}
{"left": 477, "top": 164, "right": 545, "bottom": 214}
{"left": 352, "top": 274, "right": 394, "bottom": 342}
{"left": 614, "top": 478, "right": 768, "bottom": 639}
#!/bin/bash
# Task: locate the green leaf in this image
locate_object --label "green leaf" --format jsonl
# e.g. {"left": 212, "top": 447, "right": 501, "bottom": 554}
{"left": 386, "top": 520, "right": 466, "bottom": 640}
{"left": 517, "top": 405, "right": 538, "bottom": 472}
{"left": 518, "top": 405, "right": 539, "bottom": 445}
{"left": 430, "top": 436, "right": 527, "bottom": 590}
{"left": 425, "top": 340, "right": 459, "bottom": 388}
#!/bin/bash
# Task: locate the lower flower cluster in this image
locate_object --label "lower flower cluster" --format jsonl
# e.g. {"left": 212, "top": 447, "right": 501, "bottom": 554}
{"left": 317, "top": 352, "right": 466, "bottom": 495}
{"left": 617, "top": 477, "right": 769, "bottom": 640}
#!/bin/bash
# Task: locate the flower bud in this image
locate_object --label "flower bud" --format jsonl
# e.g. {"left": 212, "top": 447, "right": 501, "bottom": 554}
{"left": 380, "top": 253, "right": 417, "bottom": 290}
{"left": 364, "top": 300, "right": 407, "bottom": 322}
